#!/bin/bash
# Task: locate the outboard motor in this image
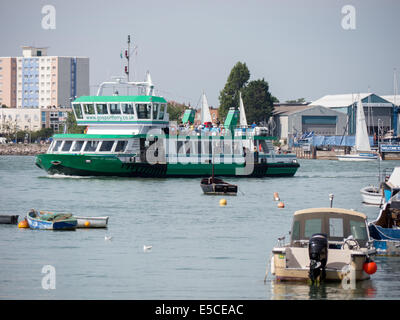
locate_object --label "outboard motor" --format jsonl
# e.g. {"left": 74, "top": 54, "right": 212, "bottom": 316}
{"left": 308, "top": 233, "right": 328, "bottom": 284}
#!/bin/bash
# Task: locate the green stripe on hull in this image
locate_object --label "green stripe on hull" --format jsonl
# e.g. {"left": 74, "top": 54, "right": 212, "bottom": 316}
{"left": 35, "top": 154, "right": 299, "bottom": 178}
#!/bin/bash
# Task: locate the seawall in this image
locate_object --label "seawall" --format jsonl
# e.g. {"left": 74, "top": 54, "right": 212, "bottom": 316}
{"left": 0, "top": 143, "right": 49, "bottom": 156}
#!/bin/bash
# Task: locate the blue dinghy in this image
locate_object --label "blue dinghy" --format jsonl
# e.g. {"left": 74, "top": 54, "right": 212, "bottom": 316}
{"left": 27, "top": 209, "right": 77, "bottom": 230}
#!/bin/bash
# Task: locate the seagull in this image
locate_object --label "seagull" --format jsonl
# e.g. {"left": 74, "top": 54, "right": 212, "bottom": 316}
{"left": 143, "top": 245, "right": 152, "bottom": 252}
{"left": 105, "top": 235, "right": 113, "bottom": 241}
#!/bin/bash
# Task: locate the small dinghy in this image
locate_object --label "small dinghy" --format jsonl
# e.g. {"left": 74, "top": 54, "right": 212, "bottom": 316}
{"left": 200, "top": 177, "right": 238, "bottom": 195}
{"left": 0, "top": 215, "right": 19, "bottom": 224}
{"left": 200, "top": 161, "right": 238, "bottom": 195}
{"left": 74, "top": 216, "right": 109, "bottom": 228}
{"left": 27, "top": 209, "right": 77, "bottom": 230}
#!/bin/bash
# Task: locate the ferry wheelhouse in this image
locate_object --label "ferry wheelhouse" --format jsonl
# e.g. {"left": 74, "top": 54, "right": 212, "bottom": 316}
{"left": 35, "top": 75, "right": 300, "bottom": 177}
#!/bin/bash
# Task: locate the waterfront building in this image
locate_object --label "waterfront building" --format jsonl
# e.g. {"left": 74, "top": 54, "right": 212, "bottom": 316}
{"left": 272, "top": 104, "right": 347, "bottom": 141}
{"left": 0, "top": 106, "right": 71, "bottom": 134}
{"left": 309, "top": 93, "right": 395, "bottom": 135}
{"left": 0, "top": 46, "right": 89, "bottom": 109}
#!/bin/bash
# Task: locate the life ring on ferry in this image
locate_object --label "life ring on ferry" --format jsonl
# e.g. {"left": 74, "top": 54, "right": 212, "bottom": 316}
{"left": 51, "top": 160, "right": 61, "bottom": 165}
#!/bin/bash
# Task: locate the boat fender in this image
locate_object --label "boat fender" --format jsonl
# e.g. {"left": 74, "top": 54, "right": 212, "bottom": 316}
{"left": 18, "top": 218, "right": 29, "bottom": 228}
{"left": 363, "top": 259, "right": 377, "bottom": 275}
{"left": 273, "top": 192, "right": 280, "bottom": 201}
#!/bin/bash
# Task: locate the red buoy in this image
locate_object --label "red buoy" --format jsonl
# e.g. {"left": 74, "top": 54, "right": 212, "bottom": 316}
{"left": 363, "top": 261, "right": 377, "bottom": 275}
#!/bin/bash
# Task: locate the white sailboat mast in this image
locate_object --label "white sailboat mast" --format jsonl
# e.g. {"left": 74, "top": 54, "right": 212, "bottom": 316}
{"left": 355, "top": 95, "right": 371, "bottom": 152}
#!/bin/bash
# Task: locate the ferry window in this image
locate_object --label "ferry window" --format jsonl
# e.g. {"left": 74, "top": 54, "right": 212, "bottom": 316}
{"left": 137, "top": 103, "right": 151, "bottom": 119}
{"left": 84, "top": 141, "right": 99, "bottom": 152}
{"left": 349, "top": 219, "right": 368, "bottom": 241}
{"left": 53, "top": 140, "right": 63, "bottom": 152}
{"left": 96, "top": 103, "right": 108, "bottom": 115}
{"left": 61, "top": 140, "right": 73, "bottom": 152}
{"left": 99, "top": 140, "right": 115, "bottom": 152}
{"left": 304, "top": 219, "right": 322, "bottom": 238}
{"left": 115, "top": 140, "right": 127, "bottom": 152}
{"left": 72, "top": 140, "right": 84, "bottom": 152}
{"left": 73, "top": 104, "right": 83, "bottom": 119}
{"left": 83, "top": 104, "right": 95, "bottom": 115}
{"left": 153, "top": 104, "right": 159, "bottom": 119}
{"left": 109, "top": 103, "right": 121, "bottom": 114}
{"left": 122, "top": 103, "right": 134, "bottom": 115}
{"left": 329, "top": 218, "right": 343, "bottom": 238}
{"left": 291, "top": 220, "right": 300, "bottom": 241}
{"left": 159, "top": 104, "right": 165, "bottom": 119}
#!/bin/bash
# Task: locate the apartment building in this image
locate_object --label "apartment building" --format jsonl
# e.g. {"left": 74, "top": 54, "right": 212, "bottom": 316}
{"left": 0, "top": 46, "right": 89, "bottom": 109}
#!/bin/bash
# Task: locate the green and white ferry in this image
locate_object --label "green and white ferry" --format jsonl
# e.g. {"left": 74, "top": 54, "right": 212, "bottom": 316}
{"left": 35, "top": 75, "right": 300, "bottom": 177}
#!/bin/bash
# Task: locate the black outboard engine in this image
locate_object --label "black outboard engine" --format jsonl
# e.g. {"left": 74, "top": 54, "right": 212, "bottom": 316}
{"left": 308, "top": 233, "right": 328, "bottom": 284}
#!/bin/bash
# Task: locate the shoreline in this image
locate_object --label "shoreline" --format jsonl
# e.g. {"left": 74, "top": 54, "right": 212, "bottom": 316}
{"left": 0, "top": 143, "right": 49, "bottom": 156}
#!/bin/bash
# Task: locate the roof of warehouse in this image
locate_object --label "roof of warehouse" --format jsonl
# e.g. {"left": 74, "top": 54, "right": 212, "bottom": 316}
{"left": 309, "top": 93, "right": 372, "bottom": 108}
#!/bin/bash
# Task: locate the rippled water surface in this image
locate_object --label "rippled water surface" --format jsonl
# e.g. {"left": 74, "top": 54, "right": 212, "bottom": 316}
{"left": 1, "top": 156, "right": 400, "bottom": 299}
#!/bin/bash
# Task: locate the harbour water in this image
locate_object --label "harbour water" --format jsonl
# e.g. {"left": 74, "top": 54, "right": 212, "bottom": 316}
{"left": 1, "top": 156, "right": 400, "bottom": 299}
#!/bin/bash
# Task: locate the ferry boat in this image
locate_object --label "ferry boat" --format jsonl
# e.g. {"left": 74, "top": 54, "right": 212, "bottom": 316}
{"left": 35, "top": 75, "right": 300, "bottom": 178}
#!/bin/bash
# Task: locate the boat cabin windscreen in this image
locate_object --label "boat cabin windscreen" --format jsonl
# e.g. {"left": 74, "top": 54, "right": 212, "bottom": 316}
{"left": 153, "top": 104, "right": 159, "bottom": 119}
{"left": 72, "top": 141, "right": 85, "bottom": 152}
{"left": 137, "top": 103, "right": 151, "bottom": 119}
{"left": 159, "top": 104, "right": 165, "bottom": 120}
{"left": 73, "top": 104, "right": 83, "bottom": 119}
{"left": 109, "top": 103, "right": 121, "bottom": 114}
{"left": 99, "top": 140, "right": 115, "bottom": 152}
{"left": 115, "top": 140, "right": 128, "bottom": 152}
{"left": 290, "top": 212, "right": 369, "bottom": 247}
{"left": 96, "top": 103, "right": 108, "bottom": 115}
{"left": 83, "top": 104, "right": 95, "bottom": 115}
{"left": 84, "top": 141, "right": 100, "bottom": 152}
{"left": 121, "top": 103, "right": 134, "bottom": 115}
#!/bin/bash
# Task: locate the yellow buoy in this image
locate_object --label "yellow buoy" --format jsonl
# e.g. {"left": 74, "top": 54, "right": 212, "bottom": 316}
{"left": 219, "top": 199, "right": 227, "bottom": 206}
{"left": 273, "top": 192, "right": 280, "bottom": 201}
{"left": 18, "top": 219, "right": 29, "bottom": 228}
{"left": 277, "top": 202, "right": 285, "bottom": 208}
{"left": 84, "top": 221, "right": 91, "bottom": 227}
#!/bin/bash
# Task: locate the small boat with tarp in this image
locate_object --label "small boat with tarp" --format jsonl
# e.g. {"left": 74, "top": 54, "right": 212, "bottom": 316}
{"left": 269, "top": 208, "right": 377, "bottom": 283}
{"left": 27, "top": 209, "right": 77, "bottom": 230}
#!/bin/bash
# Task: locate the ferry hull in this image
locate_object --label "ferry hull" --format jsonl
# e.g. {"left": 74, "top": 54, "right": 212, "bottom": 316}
{"left": 35, "top": 153, "right": 300, "bottom": 178}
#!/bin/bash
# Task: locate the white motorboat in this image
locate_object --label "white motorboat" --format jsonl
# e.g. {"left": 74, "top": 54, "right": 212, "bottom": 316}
{"left": 360, "top": 185, "right": 384, "bottom": 206}
{"left": 269, "top": 208, "right": 377, "bottom": 283}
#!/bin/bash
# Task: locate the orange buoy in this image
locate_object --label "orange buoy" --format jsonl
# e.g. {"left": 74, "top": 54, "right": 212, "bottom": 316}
{"left": 273, "top": 192, "right": 280, "bottom": 201}
{"left": 219, "top": 199, "right": 227, "bottom": 206}
{"left": 363, "top": 261, "right": 377, "bottom": 275}
{"left": 277, "top": 202, "right": 285, "bottom": 208}
{"left": 18, "top": 219, "right": 29, "bottom": 228}
{"left": 84, "top": 221, "right": 91, "bottom": 227}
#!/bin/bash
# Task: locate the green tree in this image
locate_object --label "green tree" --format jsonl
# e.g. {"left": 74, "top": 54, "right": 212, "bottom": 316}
{"left": 242, "top": 79, "right": 275, "bottom": 124}
{"left": 218, "top": 62, "right": 250, "bottom": 120}
{"left": 285, "top": 98, "right": 306, "bottom": 104}
{"left": 167, "top": 102, "right": 187, "bottom": 122}
{"left": 65, "top": 111, "right": 85, "bottom": 133}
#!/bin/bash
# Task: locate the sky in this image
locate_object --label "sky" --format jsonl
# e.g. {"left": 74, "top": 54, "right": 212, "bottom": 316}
{"left": 0, "top": 0, "right": 399, "bottom": 108}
